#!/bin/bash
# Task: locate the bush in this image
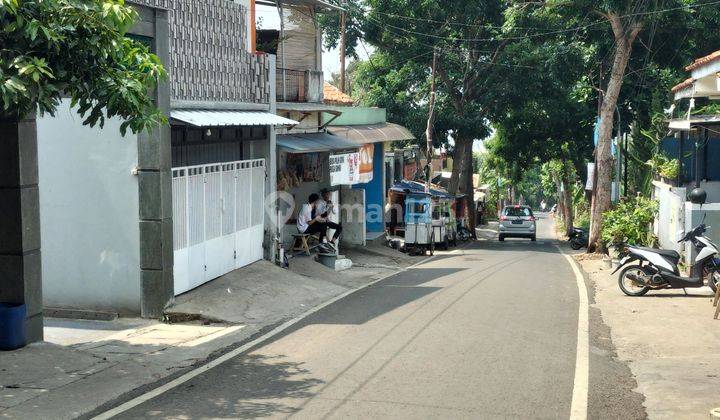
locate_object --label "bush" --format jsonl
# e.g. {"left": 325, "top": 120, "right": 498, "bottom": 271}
{"left": 574, "top": 211, "right": 590, "bottom": 229}
{"left": 601, "top": 196, "right": 658, "bottom": 247}
{"left": 659, "top": 159, "right": 679, "bottom": 179}
{"left": 648, "top": 153, "right": 679, "bottom": 180}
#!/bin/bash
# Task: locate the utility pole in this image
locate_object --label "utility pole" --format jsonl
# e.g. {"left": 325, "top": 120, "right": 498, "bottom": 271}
{"left": 277, "top": 1, "right": 286, "bottom": 101}
{"left": 424, "top": 47, "right": 438, "bottom": 192}
{"left": 339, "top": 2, "right": 347, "bottom": 93}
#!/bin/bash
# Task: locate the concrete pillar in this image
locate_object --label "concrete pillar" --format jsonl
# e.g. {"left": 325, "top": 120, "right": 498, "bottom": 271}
{"left": 0, "top": 115, "right": 43, "bottom": 342}
{"left": 264, "top": 54, "right": 279, "bottom": 263}
{"left": 136, "top": 8, "right": 173, "bottom": 317}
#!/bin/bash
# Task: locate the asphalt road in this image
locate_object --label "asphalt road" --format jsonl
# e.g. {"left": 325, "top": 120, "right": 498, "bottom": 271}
{"left": 111, "top": 214, "right": 646, "bottom": 419}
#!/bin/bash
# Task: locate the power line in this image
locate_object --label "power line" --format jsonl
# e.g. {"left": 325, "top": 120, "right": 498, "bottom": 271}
{"left": 342, "top": 0, "right": 720, "bottom": 43}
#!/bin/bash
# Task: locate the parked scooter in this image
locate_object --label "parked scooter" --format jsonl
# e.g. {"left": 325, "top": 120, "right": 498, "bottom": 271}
{"left": 568, "top": 227, "right": 588, "bottom": 250}
{"left": 613, "top": 219, "right": 720, "bottom": 296}
{"left": 457, "top": 222, "right": 472, "bottom": 241}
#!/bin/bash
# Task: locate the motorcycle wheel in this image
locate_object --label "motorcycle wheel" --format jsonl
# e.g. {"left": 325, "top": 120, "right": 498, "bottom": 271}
{"left": 570, "top": 239, "right": 583, "bottom": 250}
{"left": 618, "top": 265, "right": 651, "bottom": 296}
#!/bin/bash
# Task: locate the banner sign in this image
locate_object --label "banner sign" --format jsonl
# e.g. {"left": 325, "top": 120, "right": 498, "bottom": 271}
{"left": 330, "top": 144, "right": 375, "bottom": 186}
{"left": 585, "top": 163, "right": 595, "bottom": 191}
{"left": 358, "top": 143, "right": 374, "bottom": 184}
{"left": 330, "top": 152, "right": 360, "bottom": 185}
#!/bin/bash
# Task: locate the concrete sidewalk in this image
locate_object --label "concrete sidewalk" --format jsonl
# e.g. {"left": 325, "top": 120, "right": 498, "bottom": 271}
{"left": 0, "top": 242, "right": 427, "bottom": 419}
{"left": 576, "top": 257, "right": 720, "bottom": 419}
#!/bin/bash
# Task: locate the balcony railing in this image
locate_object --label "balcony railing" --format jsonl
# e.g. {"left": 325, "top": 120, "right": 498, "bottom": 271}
{"left": 276, "top": 68, "right": 323, "bottom": 103}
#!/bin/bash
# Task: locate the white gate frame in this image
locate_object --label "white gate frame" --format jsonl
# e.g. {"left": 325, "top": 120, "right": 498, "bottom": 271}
{"left": 172, "top": 159, "right": 265, "bottom": 295}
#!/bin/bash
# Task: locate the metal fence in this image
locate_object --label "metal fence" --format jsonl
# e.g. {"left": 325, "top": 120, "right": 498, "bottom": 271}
{"left": 276, "top": 68, "right": 306, "bottom": 102}
{"left": 172, "top": 159, "right": 265, "bottom": 295}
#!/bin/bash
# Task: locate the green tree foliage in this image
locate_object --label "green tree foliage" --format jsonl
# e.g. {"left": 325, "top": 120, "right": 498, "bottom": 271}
{"left": 350, "top": 52, "right": 430, "bottom": 145}
{"left": 317, "top": 2, "right": 364, "bottom": 60}
{"left": 0, "top": 0, "right": 167, "bottom": 134}
{"left": 601, "top": 196, "right": 658, "bottom": 247}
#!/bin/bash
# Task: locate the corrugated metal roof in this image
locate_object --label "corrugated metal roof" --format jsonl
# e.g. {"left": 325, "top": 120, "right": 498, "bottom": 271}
{"left": 171, "top": 110, "right": 298, "bottom": 127}
{"left": 276, "top": 102, "right": 342, "bottom": 113}
{"left": 277, "top": 132, "right": 358, "bottom": 153}
{"left": 327, "top": 123, "right": 415, "bottom": 144}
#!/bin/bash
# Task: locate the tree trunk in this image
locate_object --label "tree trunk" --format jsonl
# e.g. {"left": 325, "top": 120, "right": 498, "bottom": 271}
{"left": 556, "top": 179, "right": 565, "bottom": 226}
{"left": 449, "top": 136, "right": 473, "bottom": 195}
{"left": 587, "top": 15, "right": 641, "bottom": 253}
{"left": 450, "top": 136, "right": 475, "bottom": 236}
{"left": 459, "top": 148, "right": 477, "bottom": 238}
{"left": 562, "top": 177, "right": 574, "bottom": 237}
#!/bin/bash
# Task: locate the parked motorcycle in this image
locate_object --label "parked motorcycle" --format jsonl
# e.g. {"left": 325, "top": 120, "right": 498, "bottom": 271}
{"left": 568, "top": 227, "right": 588, "bottom": 250}
{"left": 613, "top": 220, "right": 720, "bottom": 296}
{"left": 457, "top": 223, "right": 472, "bottom": 241}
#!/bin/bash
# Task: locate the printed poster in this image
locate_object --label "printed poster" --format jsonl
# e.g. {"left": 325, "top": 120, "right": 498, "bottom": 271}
{"left": 358, "top": 143, "right": 374, "bottom": 184}
{"left": 330, "top": 152, "right": 360, "bottom": 186}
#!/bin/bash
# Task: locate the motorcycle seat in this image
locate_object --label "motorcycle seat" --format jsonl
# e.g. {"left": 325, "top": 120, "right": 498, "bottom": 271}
{"left": 634, "top": 246, "right": 680, "bottom": 260}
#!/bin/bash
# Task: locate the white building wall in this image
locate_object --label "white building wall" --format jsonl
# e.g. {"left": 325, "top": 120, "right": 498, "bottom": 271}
{"left": 37, "top": 99, "right": 142, "bottom": 314}
{"left": 654, "top": 181, "right": 685, "bottom": 253}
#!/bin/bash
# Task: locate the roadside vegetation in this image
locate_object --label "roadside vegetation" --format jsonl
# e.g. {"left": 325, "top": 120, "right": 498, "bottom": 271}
{"left": 320, "top": 0, "right": 720, "bottom": 253}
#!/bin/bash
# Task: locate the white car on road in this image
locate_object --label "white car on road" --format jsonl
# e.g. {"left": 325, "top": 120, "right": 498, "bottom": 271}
{"left": 499, "top": 205, "right": 536, "bottom": 241}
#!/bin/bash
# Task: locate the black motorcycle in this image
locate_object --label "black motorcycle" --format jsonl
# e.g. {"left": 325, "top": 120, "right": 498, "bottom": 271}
{"left": 569, "top": 227, "right": 588, "bottom": 250}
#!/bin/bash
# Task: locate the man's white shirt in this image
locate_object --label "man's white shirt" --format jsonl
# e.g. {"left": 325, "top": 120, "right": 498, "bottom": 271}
{"left": 297, "top": 204, "right": 313, "bottom": 232}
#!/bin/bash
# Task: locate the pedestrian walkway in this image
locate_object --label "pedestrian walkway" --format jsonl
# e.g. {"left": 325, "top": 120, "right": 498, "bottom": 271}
{"left": 576, "top": 257, "right": 720, "bottom": 419}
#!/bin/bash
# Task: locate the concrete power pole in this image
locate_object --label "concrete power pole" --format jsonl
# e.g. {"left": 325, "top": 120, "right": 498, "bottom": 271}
{"left": 424, "top": 47, "right": 438, "bottom": 192}
{"left": 339, "top": 3, "right": 346, "bottom": 93}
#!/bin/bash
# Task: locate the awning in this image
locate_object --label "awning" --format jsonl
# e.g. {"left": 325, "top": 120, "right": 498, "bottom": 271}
{"left": 277, "top": 132, "right": 358, "bottom": 154}
{"left": 668, "top": 115, "right": 720, "bottom": 131}
{"left": 327, "top": 123, "right": 415, "bottom": 144}
{"left": 171, "top": 110, "right": 298, "bottom": 127}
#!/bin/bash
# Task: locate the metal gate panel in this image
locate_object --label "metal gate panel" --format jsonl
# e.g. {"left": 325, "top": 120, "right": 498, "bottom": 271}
{"left": 236, "top": 163, "right": 252, "bottom": 231}
{"left": 187, "top": 167, "right": 207, "bottom": 292}
{"left": 172, "top": 159, "right": 265, "bottom": 295}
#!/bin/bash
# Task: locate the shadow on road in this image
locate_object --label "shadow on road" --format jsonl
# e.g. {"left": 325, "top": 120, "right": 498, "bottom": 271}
{"left": 125, "top": 354, "right": 324, "bottom": 419}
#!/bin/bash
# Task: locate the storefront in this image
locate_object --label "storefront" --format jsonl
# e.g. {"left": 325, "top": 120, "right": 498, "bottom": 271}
{"left": 276, "top": 132, "right": 376, "bottom": 247}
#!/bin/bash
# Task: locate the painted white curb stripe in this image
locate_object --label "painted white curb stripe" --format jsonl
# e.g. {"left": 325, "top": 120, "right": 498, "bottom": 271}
{"left": 557, "top": 246, "right": 589, "bottom": 420}
{"left": 90, "top": 247, "right": 459, "bottom": 419}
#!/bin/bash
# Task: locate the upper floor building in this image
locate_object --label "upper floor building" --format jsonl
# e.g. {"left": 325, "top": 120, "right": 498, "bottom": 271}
{"left": 131, "top": 0, "right": 271, "bottom": 106}
{"left": 257, "top": 0, "right": 340, "bottom": 103}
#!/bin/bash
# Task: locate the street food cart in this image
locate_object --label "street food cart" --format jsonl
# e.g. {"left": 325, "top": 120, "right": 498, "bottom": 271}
{"left": 404, "top": 191, "right": 435, "bottom": 256}
{"left": 388, "top": 180, "right": 460, "bottom": 253}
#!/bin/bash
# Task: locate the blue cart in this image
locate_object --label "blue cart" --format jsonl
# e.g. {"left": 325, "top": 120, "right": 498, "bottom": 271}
{"left": 404, "top": 192, "right": 435, "bottom": 256}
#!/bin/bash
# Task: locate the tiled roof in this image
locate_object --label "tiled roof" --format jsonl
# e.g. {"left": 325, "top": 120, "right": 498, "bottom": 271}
{"left": 323, "top": 82, "right": 354, "bottom": 105}
{"left": 671, "top": 77, "right": 694, "bottom": 93}
{"left": 685, "top": 50, "right": 720, "bottom": 71}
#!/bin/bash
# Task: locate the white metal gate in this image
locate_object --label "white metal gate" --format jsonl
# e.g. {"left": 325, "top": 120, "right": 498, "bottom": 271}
{"left": 172, "top": 159, "right": 265, "bottom": 295}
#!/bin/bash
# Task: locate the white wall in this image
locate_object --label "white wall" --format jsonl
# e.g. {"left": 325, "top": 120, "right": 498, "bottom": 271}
{"left": 37, "top": 99, "right": 142, "bottom": 314}
{"left": 654, "top": 182, "right": 686, "bottom": 252}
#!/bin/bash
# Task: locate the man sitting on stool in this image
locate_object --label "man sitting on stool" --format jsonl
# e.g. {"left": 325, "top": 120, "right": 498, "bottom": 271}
{"left": 297, "top": 193, "right": 327, "bottom": 243}
{"left": 316, "top": 188, "right": 342, "bottom": 246}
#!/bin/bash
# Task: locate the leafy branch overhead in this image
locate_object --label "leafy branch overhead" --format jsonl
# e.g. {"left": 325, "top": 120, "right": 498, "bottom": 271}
{"left": 0, "top": 0, "right": 167, "bottom": 135}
